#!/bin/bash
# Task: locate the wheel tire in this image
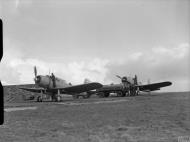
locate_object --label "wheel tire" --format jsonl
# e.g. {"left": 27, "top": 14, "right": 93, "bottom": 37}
{"left": 37, "top": 96, "right": 42, "bottom": 102}
{"left": 104, "top": 92, "right": 110, "bottom": 97}
{"left": 117, "top": 91, "right": 123, "bottom": 97}
{"left": 122, "top": 92, "right": 126, "bottom": 97}
{"left": 57, "top": 96, "right": 61, "bottom": 102}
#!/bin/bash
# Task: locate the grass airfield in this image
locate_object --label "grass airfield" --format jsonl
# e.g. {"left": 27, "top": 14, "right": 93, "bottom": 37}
{"left": 1, "top": 89, "right": 190, "bottom": 142}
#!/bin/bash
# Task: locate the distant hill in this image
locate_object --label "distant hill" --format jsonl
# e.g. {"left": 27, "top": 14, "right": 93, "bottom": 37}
{"left": 3, "top": 84, "right": 40, "bottom": 103}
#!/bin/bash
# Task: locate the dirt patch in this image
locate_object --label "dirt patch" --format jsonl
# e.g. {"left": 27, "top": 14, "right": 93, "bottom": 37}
{"left": 4, "top": 106, "right": 37, "bottom": 112}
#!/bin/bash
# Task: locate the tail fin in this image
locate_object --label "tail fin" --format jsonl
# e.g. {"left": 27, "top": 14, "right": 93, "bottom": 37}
{"left": 84, "top": 78, "right": 91, "bottom": 84}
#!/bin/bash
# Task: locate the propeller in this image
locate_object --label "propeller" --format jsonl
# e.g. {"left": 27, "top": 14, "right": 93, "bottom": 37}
{"left": 34, "top": 66, "right": 37, "bottom": 78}
{"left": 116, "top": 74, "right": 139, "bottom": 85}
{"left": 33, "top": 66, "right": 40, "bottom": 84}
{"left": 116, "top": 75, "right": 130, "bottom": 84}
{"left": 34, "top": 66, "right": 37, "bottom": 83}
{"left": 116, "top": 75, "right": 122, "bottom": 79}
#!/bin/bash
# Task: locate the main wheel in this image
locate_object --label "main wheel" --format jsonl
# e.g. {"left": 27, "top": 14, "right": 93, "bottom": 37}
{"left": 104, "top": 92, "right": 110, "bottom": 97}
{"left": 117, "top": 91, "right": 124, "bottom": 97}
{"left": 121, "top": 92, "right": 126, "bottom": 97}
{"left": 37, "top": 96, "right": 42, "bottom": 102}
{"left": 56, "top": 95, "right": 61, "bottom": 102}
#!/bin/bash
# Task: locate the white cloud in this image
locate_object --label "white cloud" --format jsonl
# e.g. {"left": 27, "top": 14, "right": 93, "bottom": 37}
{"left": 1, "top": 38, "right": 189, "bottom": 92}
{"left": 1, "top": 39, "right": 110, "bottom": 85}
{"left": 152, "top": 43, "right": 189, "bottom": 59}
{"left": 106, "top": 43, "right": 190, "bottom": 92}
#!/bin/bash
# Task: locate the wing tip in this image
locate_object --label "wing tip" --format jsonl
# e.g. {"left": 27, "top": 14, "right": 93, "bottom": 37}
{"left": 93, "top": 82, "right": 103, "bottom": 88}
{"left": 165, "top": 81, "right": 172, "bottom": 86}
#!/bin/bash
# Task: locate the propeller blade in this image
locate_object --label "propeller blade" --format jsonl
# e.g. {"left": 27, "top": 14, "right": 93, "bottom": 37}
{"left": 116, "top": 75, "right": 122, "bottom": 79}
{"left": 34, "top": 66, "right": 38, "bottom": 84}
{"left": 34, "top": 66, "right": 37, "bottom": 77}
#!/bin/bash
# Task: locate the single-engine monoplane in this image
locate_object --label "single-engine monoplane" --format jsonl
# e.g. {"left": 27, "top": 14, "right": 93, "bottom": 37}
{"left": 95, "top": 75, "right": 172, "bottom": 97}
{"left": 20, "top": 66, "right": 102, "bottom": 102}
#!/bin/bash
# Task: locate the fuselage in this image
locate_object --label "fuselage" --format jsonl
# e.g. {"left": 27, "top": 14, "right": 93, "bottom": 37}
{"left": 36, "top": 75, "right": 71, "bottom": 89}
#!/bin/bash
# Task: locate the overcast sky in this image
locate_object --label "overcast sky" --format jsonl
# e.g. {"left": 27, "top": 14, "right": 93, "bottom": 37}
{"left": 0, "top": 0, "right": 189, "bottom": 92}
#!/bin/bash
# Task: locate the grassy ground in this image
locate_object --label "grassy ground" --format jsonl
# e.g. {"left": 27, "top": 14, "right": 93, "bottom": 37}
{"left": 1, "top": 90, "right": 190, "bottom": 142}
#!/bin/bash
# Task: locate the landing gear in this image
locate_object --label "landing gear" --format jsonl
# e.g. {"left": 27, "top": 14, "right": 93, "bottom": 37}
{"left": 104, "top": 92, "right": 110, "bottom": 97}
{"left": 49, "top": 89, "right": 62, "bottom": 102}
{"left": 135, "top": 90, "right": 139, "bottom": 96}
{"left": 50, "top": 95, "right": 61, "bottom": 102}
{"left": 117, "top": 91, "right": 125, "bottom": 97}
{"left": 98, "top": 92, "right": 110, "bottom": 98}
{"left": 37, "top": 96, "right": 42, "bottom": 102}
{"left": 37, "top": 90, "right": 43, "bottom": 102}
{"left": 57, "top": 95, "right": 61, "bottom": 102}
{"left": 54, "top": 89, "right": 61, "bottom": 102}
{"left": 129, "top": 88, "right": 139, "bottom": 96}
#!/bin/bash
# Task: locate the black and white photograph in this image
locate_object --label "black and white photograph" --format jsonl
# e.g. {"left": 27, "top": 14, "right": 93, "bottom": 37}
{"left": 0, "top": 0, "right": 189, "bottom": 141}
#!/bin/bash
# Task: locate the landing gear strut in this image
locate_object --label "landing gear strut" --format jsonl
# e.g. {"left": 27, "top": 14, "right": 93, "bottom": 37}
{"left": 37, "top": 90, "right": 43, "bottom": 102}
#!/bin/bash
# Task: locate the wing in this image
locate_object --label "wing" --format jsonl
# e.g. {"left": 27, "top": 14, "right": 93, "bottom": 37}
{"left": 19, "top": 87, "right": 45, "bottom": 93}
{"left": 49, "top": 82, "right": 103, "bottom": 94}
{"left": 136, "top": 81, "right": 172, "bottom": 92}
